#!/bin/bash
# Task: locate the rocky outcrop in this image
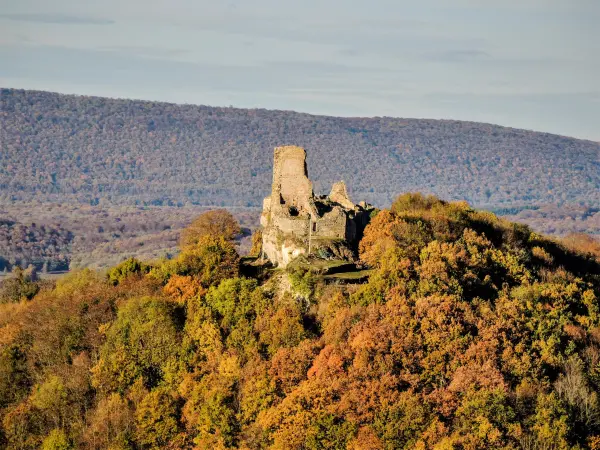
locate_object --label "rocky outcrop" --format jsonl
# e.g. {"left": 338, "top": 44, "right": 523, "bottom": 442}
{"left": 260, "top": 146, "right": 373, "bottom": 267}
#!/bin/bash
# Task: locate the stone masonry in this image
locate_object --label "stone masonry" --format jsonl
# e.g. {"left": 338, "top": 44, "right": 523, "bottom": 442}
{"left": 260, "top": 146, "right": 373, "bottom": 267}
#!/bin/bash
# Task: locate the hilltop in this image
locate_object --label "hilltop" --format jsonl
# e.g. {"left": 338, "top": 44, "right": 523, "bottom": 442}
{"left": 1, "top": 195, "right": 600, "bottom": 449}
{"left": 2, "top": 88, "right": 599, "bottom": 209}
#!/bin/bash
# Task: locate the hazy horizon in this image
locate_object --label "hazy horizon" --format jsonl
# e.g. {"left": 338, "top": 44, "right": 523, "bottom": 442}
{"left": 1, "top": 0, "right": 598, "bottom": 141}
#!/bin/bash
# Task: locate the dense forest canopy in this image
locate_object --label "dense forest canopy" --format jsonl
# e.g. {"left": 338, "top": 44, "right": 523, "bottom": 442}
{"left": 0, "top": 204, "right": 259, "bottom": 271}
{"left": 1, "top": 88, "right": 599, "bottom": 208}
{"left": 1, "top": 194, "right": 600, "bottom": 449}
{"left": 0, "top": 219, "right": 72, "bottom": 271}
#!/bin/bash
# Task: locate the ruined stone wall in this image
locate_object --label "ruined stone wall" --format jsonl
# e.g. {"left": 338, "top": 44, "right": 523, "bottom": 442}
{"left": 271, "top": 215, "right": 310, "bottom": 236}
{"left": 271, "top": 146, "right": 315, "bottom": 215}
{"left": 262, "top": 226, "right": 308, "bottom": 267}
{"left": 261, "top": 145, "right": 373, "bottom": 267}
{"left": 328, "top": 181, "right": 354, "bottom": 209}
{"left": 313, "top": 208, "right": 347, "bottom": 240}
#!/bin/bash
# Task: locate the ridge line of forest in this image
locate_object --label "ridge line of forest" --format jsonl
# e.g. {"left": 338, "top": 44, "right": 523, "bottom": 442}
{"left": 2, "top": 88, "right": 599, "bottom": 209}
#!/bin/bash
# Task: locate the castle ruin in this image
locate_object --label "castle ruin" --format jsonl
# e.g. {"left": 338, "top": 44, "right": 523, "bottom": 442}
{"left": 260, "top": 146, "right": 373, "bottom": 267}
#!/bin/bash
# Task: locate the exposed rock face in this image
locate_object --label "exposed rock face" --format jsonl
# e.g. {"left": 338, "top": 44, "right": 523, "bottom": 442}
{"left": 261, "top": 146, "right": 373, "bottom": 267}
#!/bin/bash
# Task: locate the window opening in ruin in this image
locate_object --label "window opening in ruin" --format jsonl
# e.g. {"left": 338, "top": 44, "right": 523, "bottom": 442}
{"left": 312, "top": 222, "right": 317, "bottom": 232}
{"left": 289, "top": 206, "right": 299, "bottom": 216}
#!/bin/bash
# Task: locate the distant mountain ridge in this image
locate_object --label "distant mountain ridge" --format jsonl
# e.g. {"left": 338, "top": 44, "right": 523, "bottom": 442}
{"left": 1, "top": 88, "right": 598, "bottom": 209}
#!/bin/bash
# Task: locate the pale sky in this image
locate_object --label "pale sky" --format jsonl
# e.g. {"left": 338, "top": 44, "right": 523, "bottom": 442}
{"left": 1, "top": 0, "right": 598, "bottom": 141}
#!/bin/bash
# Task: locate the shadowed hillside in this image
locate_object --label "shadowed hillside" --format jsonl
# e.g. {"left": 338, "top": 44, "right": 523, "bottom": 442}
{"left": 2, "top": 88, "right": 599, "bottom": 209}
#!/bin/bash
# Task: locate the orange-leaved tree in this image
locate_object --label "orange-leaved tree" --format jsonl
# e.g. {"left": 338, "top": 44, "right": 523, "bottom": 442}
{"left": 180, "top": 209, "right": 241, "bottom": 249}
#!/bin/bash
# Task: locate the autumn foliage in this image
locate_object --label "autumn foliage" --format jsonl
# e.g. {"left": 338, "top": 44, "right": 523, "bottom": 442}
{"left": 1, "top": 201, "right": 600, "bottom": 449}
{"left": 179, "top": 210, "right": 242, "bottom": 249}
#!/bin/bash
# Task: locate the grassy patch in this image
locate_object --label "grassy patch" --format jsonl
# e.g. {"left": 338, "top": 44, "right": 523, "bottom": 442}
{"left": 323, "top": 269, "right": 373, "bottom": 283}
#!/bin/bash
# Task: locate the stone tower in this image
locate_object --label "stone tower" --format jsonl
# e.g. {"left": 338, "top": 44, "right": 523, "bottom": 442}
{"left": 260, "top": 146, "right": 372, "bottom": 267}
{"left": 270, "top": 146, "right": 318, "bottom": 217}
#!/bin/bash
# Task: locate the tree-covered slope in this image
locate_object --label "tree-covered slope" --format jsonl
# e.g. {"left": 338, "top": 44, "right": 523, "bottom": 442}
{"left": 0, "top": 219, "right": 72, "bottom": 271}
{"left": 1, "top": 88, "right": 599, "bottom": 208}
{"left": 1, "top": 195, "right": 600, "bottom": 449}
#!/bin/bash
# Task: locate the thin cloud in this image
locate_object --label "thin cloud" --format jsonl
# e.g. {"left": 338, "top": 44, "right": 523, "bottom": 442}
{"left": 0, "top": 0, "right": 597, "bottom": 140}
{"left": 96, "top": 46, "right": 188, "bottom": 60}
{"left": 422, "top": 49, "right": 491, "bottom": 63}
{"left": 0, "top": 13, "right": 114, "bottom": 25}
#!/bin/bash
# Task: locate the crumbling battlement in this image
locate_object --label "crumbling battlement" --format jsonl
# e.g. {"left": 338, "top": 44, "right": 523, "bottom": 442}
{"left": 261, "top": 146, "right": 373, "bottom": 267}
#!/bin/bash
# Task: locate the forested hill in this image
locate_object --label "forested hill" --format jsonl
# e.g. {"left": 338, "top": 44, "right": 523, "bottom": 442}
{"left": 2, "top": 197, "right": 600, "bottom": 449}
{"left": 1, "top": 88, "right": 599, "bottom": 209}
